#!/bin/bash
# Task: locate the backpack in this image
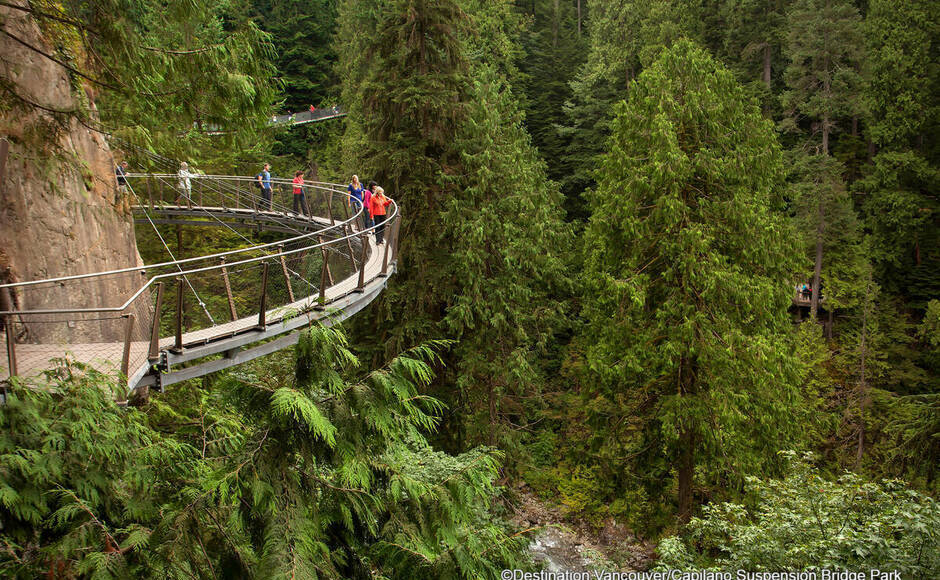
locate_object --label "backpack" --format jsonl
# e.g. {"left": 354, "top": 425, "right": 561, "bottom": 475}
{"left": 255, "top": 173, "right": 263, "bottom": 189}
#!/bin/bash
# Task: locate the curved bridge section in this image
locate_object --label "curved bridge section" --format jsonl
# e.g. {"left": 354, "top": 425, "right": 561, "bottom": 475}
{"left": 0, "top": 174, "right": 400, "bottom": 397}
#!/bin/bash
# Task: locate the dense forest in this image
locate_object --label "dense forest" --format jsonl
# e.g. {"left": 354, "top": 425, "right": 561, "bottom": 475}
{"left": 1, "top": 0, "right": 938, "bottom": 577}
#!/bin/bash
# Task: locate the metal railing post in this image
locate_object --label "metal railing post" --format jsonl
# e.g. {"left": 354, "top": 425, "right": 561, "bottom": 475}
{"left": 319, "top": 236, "right": 334, "bottom": 286}
{"left": 220, "top": 257, "right": 237, "bottom": 321}
{"left": 171, "top": 277, "right": 184, "bottom": 353}
{"left": 355, "top": 232, "right": 367, "bottom": 292}
{"left": 1, "top": 286, "right": 17, "bottom": 378}
{"left": 390, "top": 213, "right": 402, "bottom": 262}
{"left": 148, "top": 282, "right": 164, "bottom": 361}
{"left": 326, "top": 190, "right": 335, "bottom": 225}
{"left": 257, "top": 262, "right": 269, "bottom": 329}
{"left": 121, "top": 313, "right": 135, "bottom": 380}
{"left": 317, "top": 240, "right": 329, "bottom": 308}
{"left": 380, "top": 229, "right": 391, "bottom": 276}
{"left": 278, "top": 245, "right": 295, "bottom": 303}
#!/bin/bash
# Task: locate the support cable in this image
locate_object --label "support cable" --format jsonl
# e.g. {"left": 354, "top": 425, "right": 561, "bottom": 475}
{"left": 127, "top": 183, "right": 216, "bottom": 325}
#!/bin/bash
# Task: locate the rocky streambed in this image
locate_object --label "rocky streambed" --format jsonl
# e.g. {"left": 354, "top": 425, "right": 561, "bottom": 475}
{"left": 511, "top": 486, "right": 656, "bottom": 574}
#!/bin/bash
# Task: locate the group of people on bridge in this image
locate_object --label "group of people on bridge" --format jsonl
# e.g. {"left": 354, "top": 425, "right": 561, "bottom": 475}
{"left": 345, "top": 175, "right": 392, "bottom": 245}
{"left": 115, "top": 161, "right": 393, "bottom": 244}
{"left": 256, "top": 166, "right": 392, "bottom": 244}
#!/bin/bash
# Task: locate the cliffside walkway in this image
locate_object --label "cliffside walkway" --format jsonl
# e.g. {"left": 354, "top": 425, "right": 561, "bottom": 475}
{"left": 205, "top": 107, "right": 346, "bottom": 135}
{"left": 0, "top": 174, "right": 400, "bottom": 398}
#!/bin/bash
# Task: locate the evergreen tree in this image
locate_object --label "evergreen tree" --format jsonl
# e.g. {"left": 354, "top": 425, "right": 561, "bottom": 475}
{"left": 720, "top": 0, "right": 792, "bottom": 111}
{"left": 337, "top": 0, "right": 571, "bottom": 452}
{"left": 580, "top": 40, "right": 804, "bottom": 525}
{"left": 780, "top": 0, "right": 865, "bottom": 320}
{"left": 262, "top": 0, "right": 339, "bottom": 112}
{"left": 561, "top": 0, "right": 703, "bottom": 220}
{"left": 0, "top": 0, "right": 280, "bottom": 163}
{"left": 0, "top": 366, "right": 190, "bottom": 578}
{"left": 0, "top": 329, "right": 524, "bottom": 578}
{"left": 516, "top": 0, "right": 588, "bottom": 194}
{"left": 858, "top": 0, "right": 939, "bottom": 302}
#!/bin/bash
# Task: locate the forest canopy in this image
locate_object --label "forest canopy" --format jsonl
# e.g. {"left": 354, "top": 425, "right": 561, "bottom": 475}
{"left": 0, "top": 0, "right": 937, "bottom": 577}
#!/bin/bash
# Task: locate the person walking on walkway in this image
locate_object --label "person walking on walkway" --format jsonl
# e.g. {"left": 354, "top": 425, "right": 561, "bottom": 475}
{"left": 370, "top": 186, "right": 391, "bottom": 244}
{"left": 176, "top": 162, "right": 192, "bottom": 205}
{"left": 257, "top": 163, "right": 273, "bottom": 210}
{"left": 347, "top": 175, "right": 364, "bottom": 229}
{"left": 292, "top": 170, "right": 309, "bottom": 217}
{"left": 362, "top": 181, "right": 375, "bottom": 231}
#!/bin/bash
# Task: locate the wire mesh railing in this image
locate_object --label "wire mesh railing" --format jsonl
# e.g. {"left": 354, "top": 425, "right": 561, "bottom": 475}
{"left": 0, "top": 174, "right": 400, "bottom": 391}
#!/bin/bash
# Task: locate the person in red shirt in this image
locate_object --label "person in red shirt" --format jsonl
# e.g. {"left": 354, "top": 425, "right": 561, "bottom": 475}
{"left": 370, "top": 186, "right": 392, "bottom": 244}
{"left": 292, "top": 170, "right": 309, "bottom": 217}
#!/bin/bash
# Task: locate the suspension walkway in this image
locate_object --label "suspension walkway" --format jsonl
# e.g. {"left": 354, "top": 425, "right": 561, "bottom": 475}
{"left": 205, "top": 106, "right": 346, "bottom": 135}
{"left": 0, "top": 173, "right": 400, "bottom": 398}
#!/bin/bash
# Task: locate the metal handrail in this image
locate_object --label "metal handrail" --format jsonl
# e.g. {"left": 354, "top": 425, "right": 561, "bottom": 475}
{"left": 0, "top": 176, "right": 366, "bottom": 290}
{"left": 2, "top": 171, "right": 402, "bottom": 389}
{"left": 0, "top": 175, "right": 398, "bottom": 316}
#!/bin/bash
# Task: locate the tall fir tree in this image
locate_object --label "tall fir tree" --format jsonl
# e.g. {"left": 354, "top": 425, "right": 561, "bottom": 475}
{"left": 561, "top": 0, "right": 703, "bottom": 220}
{"left": 720, "top": 0, "right": 792, "bottom": 112}
{"left": 580, "top": 40, "right": 804, "bottom": 525}
{"left": 261, "top": 0, "right": 339, "bottom": 112}
{"left": 857, "top": 0, "right": 939, "bottom": 304}
{"left": 336, "top": 0, "right": 570, "bottom": 452}
{"left": 780, "top": 0, "right": 865, "bottom": 321}
{"left": 516, "top": 0, "right": 588, "bottom": 196}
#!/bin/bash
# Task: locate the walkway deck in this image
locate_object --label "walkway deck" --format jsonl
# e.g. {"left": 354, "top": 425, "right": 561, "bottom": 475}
{"left": 1, "top": 175, "right": 399, "bottom": 395}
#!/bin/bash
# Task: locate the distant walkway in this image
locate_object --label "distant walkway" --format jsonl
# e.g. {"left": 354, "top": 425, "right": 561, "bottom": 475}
{"left": 204, "top": 106, "right": 347, "bottom": 135}
{"left": 271, "top": 106, "right": 346, "bottom": 126}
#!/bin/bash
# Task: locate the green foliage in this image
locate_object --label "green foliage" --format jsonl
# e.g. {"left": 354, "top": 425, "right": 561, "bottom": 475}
{"left": 579, "top": 39, "right": 805, "bottom": 526}
{"left": 863, "top": 0, "right": 939, "bottom": 150}
{"left": 856, "top": 0, "right": 939, "bottom": 306}
{"left": 656, "top": 452, "right": 940, "bottom": 579}
{"left": 0, "top": 328, "right": 524, "bottom": 578}
{"left": 0, "top": 365, "right": 190, "bottom": 578}
{"left": 258, "top": 0, "right": 339, "bottom": 112}
{"left": 515, "top": 0, "right": 588, "bottom": 209}
{"left": 337, "top": 0, "right": 571, "bottom": 455}
{"left": 560, "top": 0, "right": 703, "bottom": 219}
{"left": 780, "top": 0, "right": 864, "bottom": 150}
{"left": 720, "top": 0, "right": 791, "bottom": 92}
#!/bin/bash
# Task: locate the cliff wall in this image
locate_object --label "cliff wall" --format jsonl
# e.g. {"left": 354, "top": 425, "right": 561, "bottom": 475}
{"left": 0, "top": 2, "right": 147, "bottom": 342}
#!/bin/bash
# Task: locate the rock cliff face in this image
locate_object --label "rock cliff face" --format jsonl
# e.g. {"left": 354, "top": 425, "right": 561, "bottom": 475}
{"left": 0, "top": 2, "right": 146, "bottom": 342}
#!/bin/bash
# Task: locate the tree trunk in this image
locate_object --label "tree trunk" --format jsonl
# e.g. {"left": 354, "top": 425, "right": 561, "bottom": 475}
{"left": 488, "top": 381, "right": 497, "bottom": 447}
{"left": 678, "top": 427, "right": 694, "bottom": 525}
{"left": 822, "top": 113, "right": 829, "bottom": 155}
{"left": 810, "top": 203, "right": 823, "bottom": 321}
{"left": 577, "top": 0, "right": 582, "bottom": 38}
{"left": 677, "top": 356, "right": 697, "bottom": 525}
{"left": 552, "top": 0, "right": 560, "bottom": 48}
{"left": 762, "top": 44, "right": 771, "bottom": 89}
{"left": 855, "top": 275, "right": 870, "bottom": 470}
